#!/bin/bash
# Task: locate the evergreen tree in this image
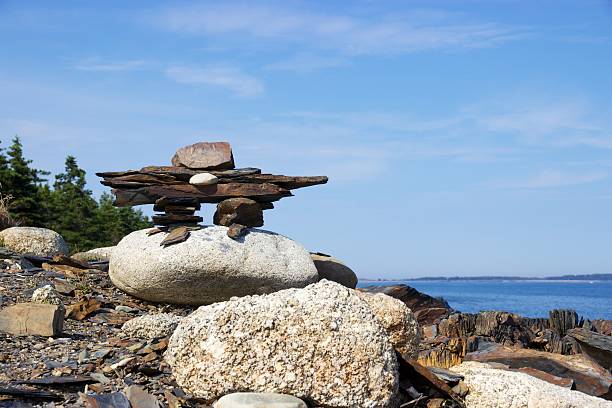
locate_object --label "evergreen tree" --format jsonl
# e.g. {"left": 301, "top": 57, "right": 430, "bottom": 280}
{"left": 0, "top": 137, "right": 151, "bottom": 251}
{"left": 94, "top": 193, "right": 150, "bottom": 247}
{"left": 45, "top": 156, "right": 99, "bottom": 252}
{"left": 0, "top": 140, "right": 11, "bottom": 193}
{"left": 5, "top": 136, "right": 48, "bottom": 226}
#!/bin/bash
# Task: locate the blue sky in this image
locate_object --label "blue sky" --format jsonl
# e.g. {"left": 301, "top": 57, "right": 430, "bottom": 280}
{"left": 1, "top": 0, "right": 612, "bottom": 278}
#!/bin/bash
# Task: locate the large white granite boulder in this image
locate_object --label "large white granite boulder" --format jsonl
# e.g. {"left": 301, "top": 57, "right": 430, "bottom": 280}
{"left": 356, "top": 291, "right": 420, "bottom": 359}
{"left": 0, "top": 227, "right": 69, "bottom": 256}
{"left": 451, "top": 362, "right": 612, "bottom": 408}
{"left": 109, "top": 226, "right": 318, "bottom": 305}
{"left": 164, "top": 280, "right": 399, "bottom": 407}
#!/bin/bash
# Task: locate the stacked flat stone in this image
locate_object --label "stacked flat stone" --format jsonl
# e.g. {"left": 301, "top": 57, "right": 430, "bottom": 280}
{"left": 97, "top": 141, "right": 327, "bottom": 240}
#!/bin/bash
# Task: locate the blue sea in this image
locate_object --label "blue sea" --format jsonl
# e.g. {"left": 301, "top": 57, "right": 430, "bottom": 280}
{"left": 357, "top": 280, "right": 612, "bottom": 320}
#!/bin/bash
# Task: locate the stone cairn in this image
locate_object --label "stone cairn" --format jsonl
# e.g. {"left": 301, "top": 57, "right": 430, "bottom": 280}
{"left": 97, "top": 141, "right": 327, "bottom": 245}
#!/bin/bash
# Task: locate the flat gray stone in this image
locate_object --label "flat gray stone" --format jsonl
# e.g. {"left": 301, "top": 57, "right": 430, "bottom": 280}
{"left": 214, "top": 393, "right": 307, "bottom": 408}
{"left": 0, "top": 303, "right": 64, "bottom": 337}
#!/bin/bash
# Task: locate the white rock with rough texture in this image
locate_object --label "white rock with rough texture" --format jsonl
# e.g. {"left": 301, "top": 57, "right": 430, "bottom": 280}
{"left": 0, "top": 227, "right": 68, "bottom": 256}
{"left": 356, "top": 291, "right": 420, "bottom": 359}
{"left": 72, "top": 246, "right": 115, "bottom": 262}
{"left": 214, "top": 393, "right": 307, "bottom": 408}
{"left": 165, "top": 280, "right": 399, "bottom": 407}
{"left": 122, "top": 313, "right": 183, "bottom": 339}
{"left": 189, "top": 172, "right": 218, "bottom": 186}
{"left": 451, "top": 362, "right": 612, "bottom": 408}
{"left": 31, "top": 285, "right": 64, "bottom": 309}
{"left": 110, "top": 227, "right": 318, "bottom": 305}
{"left": 311, "top": 253, "right": 358, "bottom": 288}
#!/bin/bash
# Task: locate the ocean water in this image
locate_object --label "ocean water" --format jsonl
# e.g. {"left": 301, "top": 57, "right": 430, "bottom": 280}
{"left": 357, "top": 280, "right": 612, "bottom": 320}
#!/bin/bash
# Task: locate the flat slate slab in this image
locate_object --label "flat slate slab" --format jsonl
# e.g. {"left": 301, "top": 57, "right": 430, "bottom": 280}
{"left": 0, "top": 302, "right": 64, "bottom": 336}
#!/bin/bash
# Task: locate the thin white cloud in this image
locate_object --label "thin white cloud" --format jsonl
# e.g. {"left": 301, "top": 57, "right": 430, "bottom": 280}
{"left": 466, "top": 100, "right": 612, "bottom": 149}
{"left": 165, "top": 65, "right": 264, "bottom": 97}
{"left": 492, "top": 169, "right": 608, "bottom": 189}
{"left": 74, "top": 58, "right": 146, "bottom": 72}
{"left": 266, "top": 52, "right": 348, "bottom": 73}
{"left": 149, "top": 4, "right": 530, "bottom": 56}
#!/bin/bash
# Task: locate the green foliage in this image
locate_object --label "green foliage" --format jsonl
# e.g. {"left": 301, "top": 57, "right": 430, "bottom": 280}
{"left": 0, "top": 137, "right": 151, "bottom": 252}
{"left": 1, "top": 137, "right": 49, "bottom": 226}
{"left": 94, "top": 193, "right": 151, "bottom": 247}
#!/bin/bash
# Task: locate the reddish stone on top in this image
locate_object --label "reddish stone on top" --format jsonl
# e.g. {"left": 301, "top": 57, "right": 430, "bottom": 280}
{"left": 171, "top": 142, "right": 235, "bottom": 170}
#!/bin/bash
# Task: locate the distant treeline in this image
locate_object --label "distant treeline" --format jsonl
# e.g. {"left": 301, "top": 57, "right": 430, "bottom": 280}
{"left": 361, "top": 274, "right": 612, "bottom": 282}
{"left": 0, "top": 136, "right": 151, "bottom": 253}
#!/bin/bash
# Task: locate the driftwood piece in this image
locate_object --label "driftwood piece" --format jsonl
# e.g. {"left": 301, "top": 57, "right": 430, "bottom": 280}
{"left": 112, "top": 183, "right": 292, "bottom": 206}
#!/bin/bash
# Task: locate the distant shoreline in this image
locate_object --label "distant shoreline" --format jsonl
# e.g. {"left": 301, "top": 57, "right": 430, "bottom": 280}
{"left": 359, "top": 273, "right": 612, "bottom": 282}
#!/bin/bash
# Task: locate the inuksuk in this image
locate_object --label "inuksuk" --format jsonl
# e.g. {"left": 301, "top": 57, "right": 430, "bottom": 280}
{"left": 97, "top": 141, "right": 327, "bottom": 245}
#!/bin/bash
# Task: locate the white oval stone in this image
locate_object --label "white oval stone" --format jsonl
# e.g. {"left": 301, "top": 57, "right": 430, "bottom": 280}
{"left": 109, "top": 227, "right": 319, "bottom": 305}
{"left": 189, "top": 172, "right": 218, "bottom": 185}
{"left": 214, "top": 393, "right": 307, "bottom": 408}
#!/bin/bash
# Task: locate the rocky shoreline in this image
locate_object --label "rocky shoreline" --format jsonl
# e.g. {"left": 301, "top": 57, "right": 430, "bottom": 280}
{"left": 1, "top": 230, "right": 610, "bottom": 407}
{"left": 1, "top": 141, "right": 610, "bottom": 408}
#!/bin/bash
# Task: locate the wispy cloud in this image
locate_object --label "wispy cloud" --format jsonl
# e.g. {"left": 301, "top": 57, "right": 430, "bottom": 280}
{"left": 74, "top": 58, "right": 146, "bottom": 72}
{"left": 491, "top": 169, "right": 608, "bottom": 189}
{"left": 149, "top": 4, "right": 530, "bottom": 57}
{"left": 266, "top": 52, "right": 348, "bottom": 73}
{"left": 165, "top": 65, "right": 264, "bottom": 97}
{"left": 465, "top": 100, "right": 612, "bottom": 149}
